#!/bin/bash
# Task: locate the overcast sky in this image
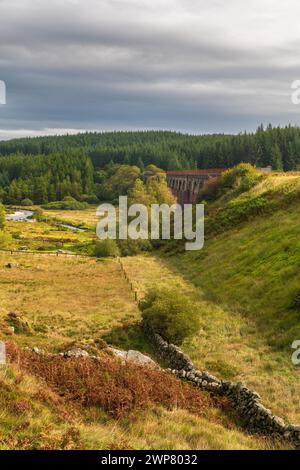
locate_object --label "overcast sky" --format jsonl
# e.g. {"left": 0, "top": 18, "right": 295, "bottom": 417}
{"left": 1, "top": 0, "right": 300, "bottom": 139}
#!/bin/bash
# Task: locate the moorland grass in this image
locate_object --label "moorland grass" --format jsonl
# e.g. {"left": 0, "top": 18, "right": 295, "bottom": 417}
{"left": 0, "top": 253, "right": 140, "bottom": 352}
{"left": 121, "top": 174, "right": 300, "bottom": 423}
{"left": 0, "top": 251, "right": 284, "bottom": 450}
{"left": 1, "top": 179, "right": 299, "bottom": 449}
{"left": 122, "top": 249, "right": 300, "bottom": 424}
{"left": 0, "top": 360, "right": 283, "bottom": 450}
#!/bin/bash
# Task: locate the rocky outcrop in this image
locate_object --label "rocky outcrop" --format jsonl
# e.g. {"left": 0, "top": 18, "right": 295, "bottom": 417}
{"left": 143, "top": 323, "right": 300, "bottom": 448}
{"left": 109, "top": 347, "right": 158, "bottom": 368}
{"left": 28, "top": 344, "right": 158, "bottom": 369}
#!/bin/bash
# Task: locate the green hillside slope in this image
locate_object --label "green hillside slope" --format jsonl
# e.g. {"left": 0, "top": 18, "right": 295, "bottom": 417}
{"left": 175, "top": 170, "right": 300, "bottom": 348}
{"left": 121, "top": 169, "right": 300, "bottom": 425}
{"left": 0, "top": 253, "right": 283, "bottom": 450}
{"left": 167, "top": 170, "right": 300, "bottom": 422}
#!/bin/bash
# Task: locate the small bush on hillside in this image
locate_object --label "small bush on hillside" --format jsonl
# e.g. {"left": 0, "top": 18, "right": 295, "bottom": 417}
{"left": 118, "top": 238, "right": 152, "bottom": 257}
{"left": 93, "top": 239, "right": 120, "bottom": 258}
{"left": 220, "top": 164, "right": 263, "bottom": 195}
{"left": 139, "top": 288, "right": 200, "bottom": 345}
{"left": 20, "top": 198, "right": 33, "bottom": 206}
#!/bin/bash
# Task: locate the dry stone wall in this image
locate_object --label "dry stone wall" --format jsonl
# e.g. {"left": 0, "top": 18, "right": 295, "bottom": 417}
{"left": 143, "top": 323, "right": 300, "bottom": 448}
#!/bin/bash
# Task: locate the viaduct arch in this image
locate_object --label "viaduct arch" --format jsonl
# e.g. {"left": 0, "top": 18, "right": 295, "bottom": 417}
{"left": 166, "top": 169, "right": 226, "bottom": 205}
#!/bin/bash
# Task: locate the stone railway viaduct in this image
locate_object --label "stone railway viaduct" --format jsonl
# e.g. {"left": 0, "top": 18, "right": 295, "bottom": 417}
{"left": 166, "top": 169, "right": 226, "bottom": 204}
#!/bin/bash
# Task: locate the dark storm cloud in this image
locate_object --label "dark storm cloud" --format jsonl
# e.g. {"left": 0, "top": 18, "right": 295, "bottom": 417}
{"left": 0, "top": 0, "right": 300, "bottom": 139}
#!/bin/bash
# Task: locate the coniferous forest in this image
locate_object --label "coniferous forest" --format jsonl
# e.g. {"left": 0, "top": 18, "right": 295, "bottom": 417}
{"left": 1, "top": 124, "right": 300, "bottom": 204}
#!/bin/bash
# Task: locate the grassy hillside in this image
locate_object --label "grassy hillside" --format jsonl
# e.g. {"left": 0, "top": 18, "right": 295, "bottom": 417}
{"left": 0, "top": 251, "right": 283, "bottom": 450}
{"left": 122, "top": 172, "right": 300, "bottom": 425}
{"left": 178, "top": 171, "right": 300, "bottom": 349}
{"left": 121, "top": 254, "right": 298, "bottom": 423}
{"left": 1, "top": 170, "right": 299, "bottom": 449}
{"left": 1, "top": 358, "right": 280, "bottom": 450}
{"left": 176, "top": 205, "right": 300, "bottom": 348}
{"left": 205, "top": 172, "right": 300, "bottom": 236}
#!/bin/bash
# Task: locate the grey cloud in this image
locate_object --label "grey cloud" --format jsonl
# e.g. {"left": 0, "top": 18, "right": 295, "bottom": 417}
{"left": 0, "top": 0, "right": 300, "bottom": 139}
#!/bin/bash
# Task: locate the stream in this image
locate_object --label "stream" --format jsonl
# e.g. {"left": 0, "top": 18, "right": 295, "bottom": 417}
{"left": 6, "top": 209, "right": 86, "bottom": 232}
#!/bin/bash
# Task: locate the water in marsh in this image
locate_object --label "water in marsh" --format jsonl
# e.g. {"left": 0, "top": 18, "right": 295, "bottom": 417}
{"left": 6, "top": 209, "right": 34, "bottom": 222}
{"left": 6, "top": 209, "right": 86, "bottom": 232}
{"left": 60, "top": 223, "right": 86, "bottom": 232}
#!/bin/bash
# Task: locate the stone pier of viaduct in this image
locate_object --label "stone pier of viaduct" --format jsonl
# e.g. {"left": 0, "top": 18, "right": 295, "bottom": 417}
{"left": 166, "top": 169, "right": 226, "bottom": 205}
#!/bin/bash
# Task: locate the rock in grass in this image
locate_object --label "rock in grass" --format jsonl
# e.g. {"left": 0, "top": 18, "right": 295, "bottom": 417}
{"left": 30, "top": 347, "right": 45, "bottom": 355}
{"left": 127, "top": 349, "right": 158, "bottom": 368}
{"left": 109, "top": 347, "right": 158, "bottom": 368}
{"left": 63, "top": 348, "right": 89, "bottom": 358}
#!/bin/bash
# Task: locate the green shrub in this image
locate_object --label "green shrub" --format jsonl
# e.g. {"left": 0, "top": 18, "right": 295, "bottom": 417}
{"left": 42, "top": 197, "right": 89, "bottom": 211}
{"left": 93, "top": 239, "right": 120, "bottom": 258}
{"left": 206, "top": 195, "right": 269, "bottom": 234}
{"left": 139, "top": 287, "right": 200, "bottom": 345}
{"left": 20, "top": 198, "right": 33, "bottom": 206}
{"left": 118, "top": 238, "right": 152, "bottom": 257}
{"left": 220, "top": 163, "right": 263, "bottom": 195}
{"left": 80, "top": 194, "right": 99, "bottom": 204}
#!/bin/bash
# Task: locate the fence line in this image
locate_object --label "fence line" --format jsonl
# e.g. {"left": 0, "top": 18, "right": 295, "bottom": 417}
{"left": 0, "top": 249, "right": 144, "bottom": 299}
{"left": 0, "top": 249, "right": 91, "bottom": 258}
{"left": 117, "top": 256, "right": 144, "bottom": 303}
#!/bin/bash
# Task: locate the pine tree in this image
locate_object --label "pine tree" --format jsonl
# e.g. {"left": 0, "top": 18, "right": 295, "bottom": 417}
{"left": 285, "top": 143, "right": 296, "bottom": 171}
{"left": 270, "top": 144, "right": 283, "bottom": 170}
{"left": 137, "top": 157, "right": 145, "bottom": 172}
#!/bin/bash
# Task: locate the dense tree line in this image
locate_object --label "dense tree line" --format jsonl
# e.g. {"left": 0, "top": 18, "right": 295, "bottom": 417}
{"left": 1, "top": 125, "right": 300, "bottom": 171}
{"left": 0, "top": 151, "right": 94, "bottom": 204}
{"left": 1, "top": 124, "right": 300, "bottom": 204}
